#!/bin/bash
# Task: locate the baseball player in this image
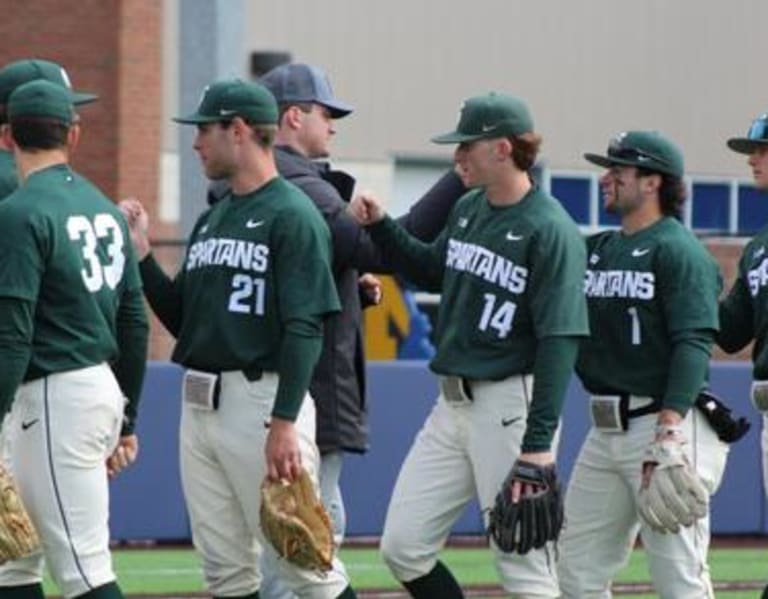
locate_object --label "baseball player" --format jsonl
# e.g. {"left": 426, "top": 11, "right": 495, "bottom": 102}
{"left": 349, "top": 92, "right": 588, "bottom": 598}
{"left": 120, "top": 79, "right": 357, "bottom": 599}
{"left": 557, "top": 131, "right": 729, "bottom": 598}
{"left": 231, "top": 62, "right": 465, "bottom": 599}
{"left": 0, "top": 80, "right": 148, "bottom": 599}
{"left": 0, "top": 59, "right": 97, "bottom": 201}
{"left": 716, "top": 112, "right": 768, "bottom": 598}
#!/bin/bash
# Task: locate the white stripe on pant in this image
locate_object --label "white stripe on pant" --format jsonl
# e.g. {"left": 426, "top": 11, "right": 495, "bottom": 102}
{"left": 0, "top": 363, "right": 123, "bottom": 598}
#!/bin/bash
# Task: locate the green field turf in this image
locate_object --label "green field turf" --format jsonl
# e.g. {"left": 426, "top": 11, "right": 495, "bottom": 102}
{"left": 39, "top": 544, "right": 767, "bottom": 597}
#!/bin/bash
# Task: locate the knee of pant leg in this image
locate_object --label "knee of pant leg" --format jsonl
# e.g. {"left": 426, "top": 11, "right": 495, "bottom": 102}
{"left": 380, "top": 529, "right": 430, "bottom": 582}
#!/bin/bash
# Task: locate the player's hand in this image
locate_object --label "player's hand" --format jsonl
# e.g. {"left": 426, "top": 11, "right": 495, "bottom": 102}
{"left": 265, "top": 417, "right": 302, "bottom": 482}
{"left": 511, "top": 450, "right": 554, "bottom": 502}
{"left": 106, "top": 434, "right": 139, "bottom": 479}
{"left": 118, "top": 197, "right": 151, "bottom": 260}
{"left": 348, "top": 191, "right": 385, "bottom": 225}
{"left": 359, "top": 273, "right": 383, "bottom": 305}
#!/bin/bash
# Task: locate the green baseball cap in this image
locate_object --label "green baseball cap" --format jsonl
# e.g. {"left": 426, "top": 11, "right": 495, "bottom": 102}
{"left": 431, "top": 92, "right": 534, "bottom": 144}
{"left": 8, "top": 79, "right": 75, "bottom": 125}
{"left": 584, "top": 130, "right": 684, "bottom": 178}
{"left": 0, "top": 59, "right": 97, "bottom": 105}
{"left": 727, "top": 113, "right": 768, "bottom": 155}
{"left": 174, "top": 79, "right": 278, "bottom": 125}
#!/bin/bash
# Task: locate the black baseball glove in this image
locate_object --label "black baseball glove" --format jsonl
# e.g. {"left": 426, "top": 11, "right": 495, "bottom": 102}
{"left": 487, "top": 460, "right": 563, "bottom": 555}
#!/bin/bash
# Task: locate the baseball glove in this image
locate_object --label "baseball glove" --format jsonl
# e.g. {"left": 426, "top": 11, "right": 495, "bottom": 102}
{"left": 260, "top": 468, "right": 333, "bottom": 572}
{"left": 637, "top": 426, "right": 709, "bottom": 534}
{"left": 487, "top": 460, "right": 563, "bottom": 555}
{"left": 0, "top": 461, "right": 40, "bottom": 564}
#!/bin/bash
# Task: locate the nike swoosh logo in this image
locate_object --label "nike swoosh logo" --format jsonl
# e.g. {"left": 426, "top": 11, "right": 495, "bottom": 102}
{"left": 632, "top": 248, "right": 650, "bottom": 257}
{"left": 501, "top": 416, "right": 522, "bottom": 427}
{"left": 481, "top": 124, "right": 496, "bottom": 132}
{"left": 246, "top": 219, "right": 265, "bottom": 229}
{"left": 506, "top": 232, "right": 524, "bottom": 241}
{"left": 21, "top": 418, "right": 39, "bottom": 431}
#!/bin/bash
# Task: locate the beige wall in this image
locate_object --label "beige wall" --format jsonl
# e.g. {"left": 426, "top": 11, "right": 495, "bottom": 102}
{"left": 245, "top": 0, "right": 766, "bottom": 178}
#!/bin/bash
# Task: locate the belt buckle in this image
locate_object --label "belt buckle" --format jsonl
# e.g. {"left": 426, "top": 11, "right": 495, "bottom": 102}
{"left": 752, "top": 381, "right": 768, "bottom": 412}
{"left": 440, "top": 376, "right": 473, "bottom": 405}
{"left": 183, "top": 369, "right": 219, "bottom": 411}
{"left": 590, "top": 395, "right": 626, "bottom": 433}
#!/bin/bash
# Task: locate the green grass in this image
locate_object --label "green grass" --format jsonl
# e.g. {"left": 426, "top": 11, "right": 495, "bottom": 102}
{"left": 39, "top": 545, "right": 766, "bottom": 597}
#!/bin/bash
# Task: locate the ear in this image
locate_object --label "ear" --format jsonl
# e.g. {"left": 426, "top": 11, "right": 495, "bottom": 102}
{"left": 67, "top": 123, "right": 81, "bottom": 151}
{"left": 496, "top": 137, "right": 513, "bottom": 160}
{"left": 229, "top": 116, "right": 250, "bottom": 141}
{"left": 1, "top": 124, "right": 14, "bottom": 150}
{"left": 281, "top": 105, "right": 304, "bottom": 130}
{"left": 642, "top": 172, "right": 662, "bottom": 194}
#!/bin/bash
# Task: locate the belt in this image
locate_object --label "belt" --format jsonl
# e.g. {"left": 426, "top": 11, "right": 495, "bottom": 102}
{"left": 589, "top": 393, "right": 661, "bottom": 433}
{"left": 183, "top": 366, "right": 264, "bottom": 411}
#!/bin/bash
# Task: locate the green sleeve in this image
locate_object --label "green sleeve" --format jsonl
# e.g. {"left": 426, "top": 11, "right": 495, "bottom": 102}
{"left": 271, "top": 318, "right": 323, "bottom": 421}
{"left": 367, "top": 216, "right": 447, "bottom": 292}
{"left": 717, "top": 275, "right": 754, "bottom": 353}
{"left": 112, "top": 287, "right": 149, "bottom": 435}
{"left": 139, "top": 253, "right": 183, "bottom": 337}
{"left": 0, "top": 297, "right": 33, "bottom": 418}
{"left": 663, "top": 329, "right": 714, "bottom": 416}
{"left": 521, "top": 335, "right": 580, "bottom": 452}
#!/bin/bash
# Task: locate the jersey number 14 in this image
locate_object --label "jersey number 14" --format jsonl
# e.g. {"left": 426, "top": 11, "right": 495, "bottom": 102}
{"left": 479, "top": 293, "right": 517, "bottom": 339}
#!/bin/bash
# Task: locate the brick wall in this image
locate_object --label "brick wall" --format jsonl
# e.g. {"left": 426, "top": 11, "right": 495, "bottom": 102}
{"left": 0, "top": 0, "right": 174, "bottom": 357}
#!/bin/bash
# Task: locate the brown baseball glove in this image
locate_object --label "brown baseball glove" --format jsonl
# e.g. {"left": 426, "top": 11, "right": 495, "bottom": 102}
{"left": 0, "top": 461, "right": 40, "bottom": 564}
{"left": 260, "top": 468, "right": 333, "bottom": 572}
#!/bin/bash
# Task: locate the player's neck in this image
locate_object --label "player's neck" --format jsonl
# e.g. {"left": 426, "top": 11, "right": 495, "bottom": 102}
{"left": 229, "top": 153, "right": 279, "bottom": 196}
{"left": 485, "top": 170, "right": 532, "bottom": 206}
{"left": 621, "top": 202, "right": 663, "bottom": 235}
{"left": 15, "top": 149, "right": 68, "bottom": 182}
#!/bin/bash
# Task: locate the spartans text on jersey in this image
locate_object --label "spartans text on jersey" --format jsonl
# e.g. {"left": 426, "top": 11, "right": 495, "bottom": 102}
{"left": 186, "top": 237, "right": 269, "bottom": 273}
{"left": 584, "top": 269, "right": 655, "bottom": 299}
{"left": 445, "top": 239, "right": 528, "bottom": 293}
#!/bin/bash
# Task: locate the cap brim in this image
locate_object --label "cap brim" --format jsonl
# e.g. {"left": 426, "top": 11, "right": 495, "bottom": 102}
{"left": 430, "top": 131, "right": 484, "bottom": 144}
{"left": 320, "top": 100, "right": 354, "bottom": 119}
{"left": 583, "top": 152, "right": 635, "bottom": 169}
{"left": 72, "top": 91, "right": 98, "bottom": 105}
{"left": 172, "top": 113, "right": 222, "bottom": 125}
{"left": 727, "top": 137, "right": 768, "bottom": 155}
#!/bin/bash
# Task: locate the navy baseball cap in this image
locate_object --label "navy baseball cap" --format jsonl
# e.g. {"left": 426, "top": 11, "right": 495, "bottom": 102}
{"left": 727, "top": 113, "right": 768, "bottom": 155}
{"left": 9, "top": 80, "right": 75, "bottom": 125}
{"left": 584, "top": 131, "right": 684, "bottom": 178}
{"left": 0, "top": 59, "right": 97, "bottom": 105}
{"left": 260, "top": 63, "right": 353, "bottom": 119}
{"left": 174, "top": 79, "right": 279, "bottom": 125}
{"left": 431, "top": 92, "right": 534, "bottom": 144}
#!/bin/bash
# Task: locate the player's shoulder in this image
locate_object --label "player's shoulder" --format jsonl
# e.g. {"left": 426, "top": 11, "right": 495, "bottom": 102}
{"left": 264, "top": 176, "right": 329, "bottom": 229}
{"left": 653, "top": 218, "right": 718, "bottom": 269}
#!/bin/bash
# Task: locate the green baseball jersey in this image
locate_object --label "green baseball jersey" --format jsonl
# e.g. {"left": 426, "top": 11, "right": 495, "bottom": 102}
{"left": 0, "top": 149, "right": 18, "bottom": 200}
{"left": 719, "top": 224, "right": 768, "bottom": 378}
{"left": 578, "top": 217, "right": 720, "bottom": 398}
{"left": 169, "top": 177, "right": 340, "bottom": 372}
{"left": 370, "top": 186, "right": 589, "bottom": 379}
{"left": 0, "top": 163, "right": 146, "bottom": 380}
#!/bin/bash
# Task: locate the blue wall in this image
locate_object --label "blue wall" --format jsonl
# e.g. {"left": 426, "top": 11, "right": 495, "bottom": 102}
{"left": 109, "top": 361, "right": 764, "bottom": 541}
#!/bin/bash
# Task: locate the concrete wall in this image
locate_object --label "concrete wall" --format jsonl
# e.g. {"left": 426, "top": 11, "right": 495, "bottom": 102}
{"left": 109, "top": 360, "right": 765, "bottom": 541}
{"left": 244, "top": 0, "right": 766, "bottom": 179}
